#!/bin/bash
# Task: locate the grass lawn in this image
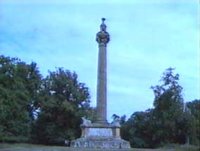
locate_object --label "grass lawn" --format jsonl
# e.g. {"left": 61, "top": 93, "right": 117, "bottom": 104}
{"left": 0, "top": 143, "right": 199, "bottom": 151}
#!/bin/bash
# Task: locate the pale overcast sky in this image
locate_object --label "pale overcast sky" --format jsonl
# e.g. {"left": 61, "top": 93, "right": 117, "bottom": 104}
{"left": 0, "top": 0, "right": 199, "bottom": 121}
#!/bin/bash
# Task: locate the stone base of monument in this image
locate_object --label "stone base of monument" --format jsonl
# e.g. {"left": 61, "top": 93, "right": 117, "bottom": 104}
{"left": 71, "top": 124, "right": 130, "bottom": 149}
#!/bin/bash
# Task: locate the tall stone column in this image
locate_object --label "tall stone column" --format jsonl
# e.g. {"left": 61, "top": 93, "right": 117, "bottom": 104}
{"left": 71, "top": 18, "right": 130, "bottom": 149}
{"left": 96, "top": 18, "right": 110, "bottom": 124}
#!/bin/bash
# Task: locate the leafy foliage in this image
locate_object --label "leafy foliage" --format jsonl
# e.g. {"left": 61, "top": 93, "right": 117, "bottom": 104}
{"left": 1, "top": 55, "right": 199, "bottom": 148}
{"left": 151, "top": 68, "right": 186, "bottom": 145}
{"left": 0, "top": 55, "right": 95, "bottom": 145}
{"left": 121, "top": 109, "right": 156, "bottom": 148}
{"left": 31, "top": 68, "right": 92, "bottom": 145}
{"left": 121, "top": 68, "right": 197, "bottom": 148}
{"left": 187, "top": 100, "right": 200, "bottom": 145}
{"left": 0, "top": 55, "right": 42, "bottom": 142}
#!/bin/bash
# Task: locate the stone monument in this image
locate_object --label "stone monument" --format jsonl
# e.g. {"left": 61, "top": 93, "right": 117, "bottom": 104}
{"left": 71, "top": 18, "right": 130, "bottom": 149}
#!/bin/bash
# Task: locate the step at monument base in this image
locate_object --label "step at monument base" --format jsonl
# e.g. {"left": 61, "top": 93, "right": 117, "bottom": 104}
{"left": 71, "top": 137, "right": 130, "bottom": 149}
{"left": 71, "top": 125, "right": 130, "bottom": 149}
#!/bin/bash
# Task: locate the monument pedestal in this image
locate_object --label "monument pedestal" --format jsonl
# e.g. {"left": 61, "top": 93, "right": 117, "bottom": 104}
{"left": 71, "top": 124, "right": 130, "bottom": 149}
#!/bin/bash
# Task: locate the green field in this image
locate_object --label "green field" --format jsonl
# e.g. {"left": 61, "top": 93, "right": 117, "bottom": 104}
{"left": 0, "top": 143, "right": 199, "bottom": 151}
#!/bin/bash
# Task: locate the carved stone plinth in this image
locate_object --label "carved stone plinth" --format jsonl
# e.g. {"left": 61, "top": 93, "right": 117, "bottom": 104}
{"left": 71, "top": 124, "right": 130, "bottom": 149}
{"left": 71, "top": 137, "right": 130, "bottom": 149}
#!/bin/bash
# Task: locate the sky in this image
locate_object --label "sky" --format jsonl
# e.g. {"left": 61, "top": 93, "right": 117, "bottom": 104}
{"left": 0, "top": 0, "right": 199, "bottom": 121}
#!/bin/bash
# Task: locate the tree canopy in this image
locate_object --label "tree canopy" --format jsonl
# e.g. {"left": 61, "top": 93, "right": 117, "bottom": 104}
{"left": 31, "top": 68, "right": 92, "bottom": 144}
{"left": 121, "top": 68, "right": 199, "bottom": 148}
{"left": 0, "top": 55, "right": 95, "bottom": 144}
{"left": 0, "top": 55, "right": 42, "bottom": 142}
{"left": 0, "top": 55, "right": 199, "bottom": 148}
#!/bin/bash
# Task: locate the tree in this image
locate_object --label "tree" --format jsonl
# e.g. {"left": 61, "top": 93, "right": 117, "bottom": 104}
{"left": 151, "top": 68, "right": 188, "bottom": 145}
{"left": 121, "top": 68, "right": 193, "bottom": 148}
{"left": 0, "top": 55, "right": 42, "bottom": 142}
{"left": 187, "top": 99, "right": 200, "bottom": 145}
{"left": 121, "top": 109, "right": 156, "bottom": 148}
{"left": 32, "top": 68, "right": 92, "bottom": 145}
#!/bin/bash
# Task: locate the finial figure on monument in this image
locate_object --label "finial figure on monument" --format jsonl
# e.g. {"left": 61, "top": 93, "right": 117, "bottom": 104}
{"left": 96, "top": 18, "right": 110, "bottom": 46}
{"left": 100, "top": 18, "right": 106, "bottom": 31}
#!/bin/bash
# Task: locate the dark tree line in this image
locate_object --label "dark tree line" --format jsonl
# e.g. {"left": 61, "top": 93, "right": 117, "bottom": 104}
{"left": 0, "top": 56, "right": 42, "bottom": 142}
{"left": 0, "top": 55, "right": 199, "bottom": 148}
{"left": 120, "top": 68, "right": 200, "bottom": 148}
{"left": 0, "top": 55, "right": 96, "bottom": 144}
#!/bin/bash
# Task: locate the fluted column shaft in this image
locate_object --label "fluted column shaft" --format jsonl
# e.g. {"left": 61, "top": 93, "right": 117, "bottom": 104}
{"left": 95, "top": 18, "right": 110, "bottom": 125}
{"left": 96, "top": 43, "right": 107, "bottom": 124}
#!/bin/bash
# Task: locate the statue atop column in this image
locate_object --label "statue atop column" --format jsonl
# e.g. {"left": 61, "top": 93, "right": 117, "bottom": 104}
{"left": 96, "top": 18, "right": 110, "bottom": 46}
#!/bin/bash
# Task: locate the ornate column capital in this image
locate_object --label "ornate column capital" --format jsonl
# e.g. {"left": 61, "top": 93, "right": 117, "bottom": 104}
{"left": 96, "top": 18, "right": 110, "bottom": 46}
